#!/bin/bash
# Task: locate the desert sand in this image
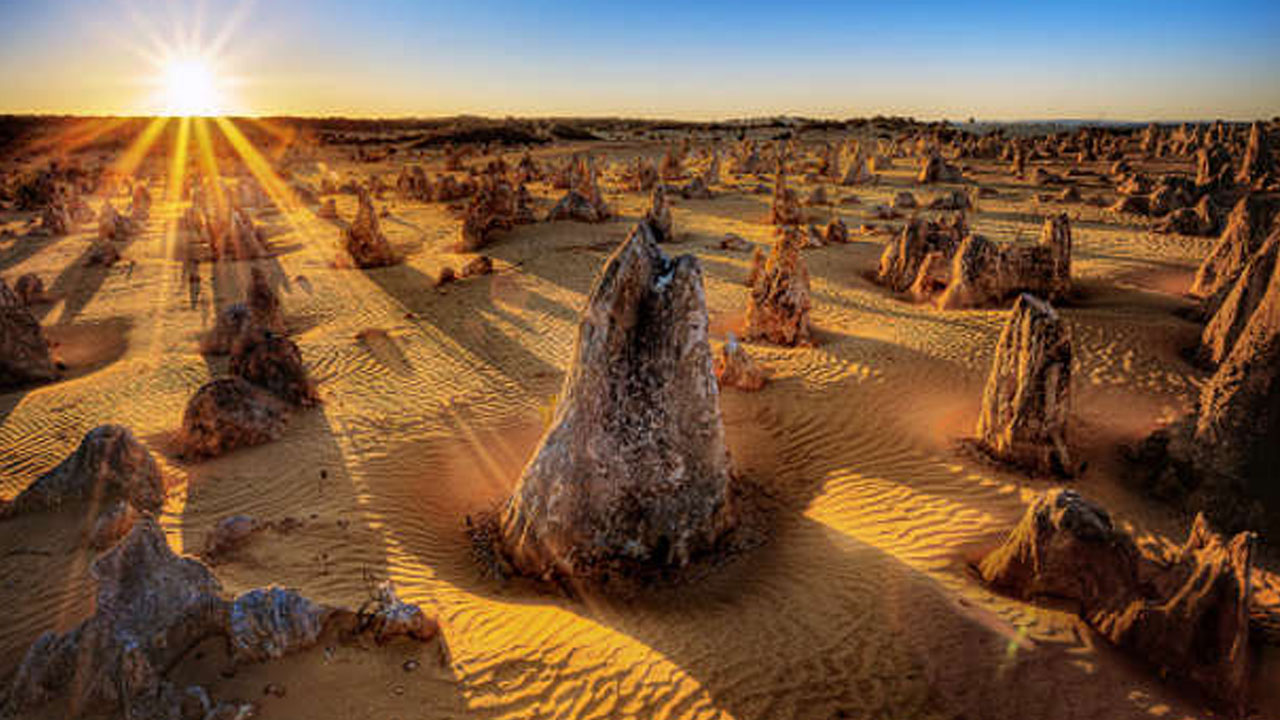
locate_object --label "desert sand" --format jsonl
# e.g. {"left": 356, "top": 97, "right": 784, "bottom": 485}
{"left": 1, "top": 116, "right": 1278, "bottom": 719}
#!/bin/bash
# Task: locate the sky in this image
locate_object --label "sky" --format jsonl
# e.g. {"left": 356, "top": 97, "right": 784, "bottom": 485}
{"left": 0, "top": 0, "right": 1277, "bottom": 121}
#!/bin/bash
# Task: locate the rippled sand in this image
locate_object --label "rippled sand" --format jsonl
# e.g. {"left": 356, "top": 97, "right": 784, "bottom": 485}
{"left": 2, "top": 142, "right": 1276, "bottom": 719}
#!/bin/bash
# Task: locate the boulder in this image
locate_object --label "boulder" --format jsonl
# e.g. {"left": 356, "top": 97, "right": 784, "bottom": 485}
{"left": 13, "top": 272, "right": 46, "bottom": 305}
{"left": 745, "top": 227, "right": 813, "bottom": 346}
{"left": 357, "top": 581, "right": 439, "bottom": 645}
{"left": 3, "top": 518, "right": 226, "bottom": 718}
{"left": 979, "top": 490, "right": 1253, "bottom": 715}
{"left": 824, "top": 217, "right": 849, "bottom": 245}
{"left": 40, "top": 202, "right": 73, "bottom": 236}
{"left": 5, "top": 425, "right": 164, "bottom": 516}
{"left": 714, "top": 333, "right": 766, "bottom": 391}
{"left": 0, "top": 276, "right": 56, "bottom": 387}
{"left": 179, "top": 377, "right": 290, "bottom": 458}
{"left": 457, "top": 176, "right": 519, "bottom": 252}
{"left": 891, "top": 191, "right": 917, "bottom": 210}
{"left": 974, "top": 294, "right": 1072, "bottom": 475}
{"left": 203, "top": 514, "right": 265, "bottom": 560}
{"left": 497, "top": 220, "right": 734, "bottom": 578}
{"left": 459, "top": 255, "right": 495, "bottom": 278}
{"left": 230, "top": 329, "right": 318, "bottom": 407}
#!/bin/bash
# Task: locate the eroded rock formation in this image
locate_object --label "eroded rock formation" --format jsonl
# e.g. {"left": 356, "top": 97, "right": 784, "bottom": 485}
{"left": 4, "top": 425, "right": 164, "bottom": 517}
{"left": 979, "top": 490, "right": 1253, "bottom": 715}
{"left": 179, "top": 377, "right": 290, "bottom": 458}
{"left": 497, "top": 220, "right": 734, "bottom": 579}
{"left": 714, "top": 333, "right": 766, "bottom": 391}
{"left": 938, "top": 214, "right": 1072, "bottom": 309}
{"left": 3, "top": 518, "right": 438, "bottom": 719}
{"left": 344, "top": 187, "right": 398, "bottom": 267}
{"left": 975, "top": 294, "right": 1072, "bottom": 475}
{"left": 745, "top": 227, "right": 813, "bottom": 346}
{"left": 0, "top": 276, "right": 56, "bottom": 388}
{"left": 875, "top": 215, "right": 967, "bottom": 293}
{"left": 1191, "top": 194, "right": 1277, "bottom": 312}
{"left": 230, "top": 329, "right": 318, "bottom": 408}
{"left": 643, "top": 183, "right": 674, "bottom": 241}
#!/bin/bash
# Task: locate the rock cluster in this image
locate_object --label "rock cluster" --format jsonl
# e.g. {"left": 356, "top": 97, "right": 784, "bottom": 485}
{"left": 974, "top": 294, "right": 1073, "bottom": 475}
{"left": 457, "top": 175, "right": 529, "bottom": 252}
{"left": 1134, "top": 203, "right": 1280, "bottom": 532}
{"left": 497, "top": 220, "right": 734, "bottom": 579}
{"left": 979, "top": 489, "right": 1253, "bottom": 715}
{"left": 917, "top": 152, "right": 963, "bottom": 183}
{"left": 546, "top": 156, "right": 610, "bottom": 223}
{"left": 938, "top": 213, "right": 1072, "bottom": 309}
{"left": 2, "top": 518, "right": 437, "bottom": 719}
{"left": 875, "top": 215, "right": 968, "bottom": 293}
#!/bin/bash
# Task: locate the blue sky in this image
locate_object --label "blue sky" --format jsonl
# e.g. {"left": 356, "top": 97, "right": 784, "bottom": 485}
{"left": 0, "top": 0, "right": 1277, "bottom": 119}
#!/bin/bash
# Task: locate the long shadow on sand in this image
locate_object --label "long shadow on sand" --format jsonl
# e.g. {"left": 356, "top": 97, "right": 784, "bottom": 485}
{"left": 359, "top": 261, "right": 565, "bottom": 394}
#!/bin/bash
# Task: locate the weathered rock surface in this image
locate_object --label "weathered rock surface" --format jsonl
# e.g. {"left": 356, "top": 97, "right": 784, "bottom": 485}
{"left": 203, "top": 514, "right": 266, "bottom": 560}
{"left": 457, "top": 176, "right": 520, "bottom": 252}
{"left": 745, "top": 227, "right": 813, "bottom": 346}
{"left": 13, "top": 272, "right": 46, "bottom": 305}
{"left": 5, "top": 424, "right": 164, "bottom": 516}
{"left": 975, "top": 294, "right": 1072, "bottom": 475}
{"left": 1200, "top": 227, "right": 1278, "bottom": 365}
{"left": 1237, "top": 121, "right": 1275, "bottom": 188}
{"left": 938, "top": 214, "right": 1072, "bottom": 309}
{"left": 343, "top": 187, "right": 397, "bottom": 267}
{"left": 3, "top": 519, "right": 440, "bottom": 719}
{"left": 179, "top": 377, "right": 290, "bottom": 458}
{"left": 1191, "top": 194, "right": 1277, "bottom": 312}
{"left": 714, "top": 333, "right": 766, "bottom": 391}
{"left": 0, "top": 275, "right": 56, "bottom": 388}
{"left": 643, "top": 184, "right": 674, "bottom": 241}
{"left": 875, "top": 215, "right": 967, "bottom": 293}
{"left": 357, "top": 581, "right": 439, "bottom": 645}
{"left": 769, "top": 168, "right": 802, "bottom": 226}
{"left": 3, "top": 518, "right": 226, "bottom": 718}
{"left": 497, "top": 220, "right": 734, "bottom": 578}
{"left": 917, "top": 152, "right": 962, "bottom": 183}
{"left": 230, "top": 329, "right": 318, "bottom": 407}
{"left": 979, "top": 490, "right": 1253, "bottom": 715}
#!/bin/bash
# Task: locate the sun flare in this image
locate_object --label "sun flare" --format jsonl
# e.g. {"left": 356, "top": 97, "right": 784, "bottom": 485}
{"left": 160, "top": 56, "right": 223, "bottom": 116}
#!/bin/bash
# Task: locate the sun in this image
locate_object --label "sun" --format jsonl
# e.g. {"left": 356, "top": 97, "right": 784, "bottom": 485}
{"left": 160, "top": 56, "right": 224, "bottom": 116}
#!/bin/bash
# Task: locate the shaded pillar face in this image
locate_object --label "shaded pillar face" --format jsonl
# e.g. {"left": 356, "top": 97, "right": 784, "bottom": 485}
{"left": 500, "top": 221, "right": 734, "bottom": 579}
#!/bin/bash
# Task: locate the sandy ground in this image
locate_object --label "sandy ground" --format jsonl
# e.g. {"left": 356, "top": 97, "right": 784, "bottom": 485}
{"left": 2, "top": 136, "right": 1277, "bottom": 719}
